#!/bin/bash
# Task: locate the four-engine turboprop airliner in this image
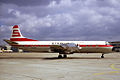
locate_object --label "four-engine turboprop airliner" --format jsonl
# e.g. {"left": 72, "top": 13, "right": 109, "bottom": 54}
{"left": 4, "top": 25, "right": 113, "bottom": 58}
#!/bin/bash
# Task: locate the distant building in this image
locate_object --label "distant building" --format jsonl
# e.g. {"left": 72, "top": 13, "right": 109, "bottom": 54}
{"left": 0, "top": 45, "right": 18, "bottom": 53}
{"left": 0, "top": 45, "right": 7, "bottom": 50}
{"left": 0, "top": 45, "right": 10, "bottom": 53}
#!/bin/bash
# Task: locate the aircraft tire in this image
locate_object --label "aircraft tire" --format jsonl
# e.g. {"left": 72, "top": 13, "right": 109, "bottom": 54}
{"left": 58, "top": 55, "right": 62, "bottom": 58}
{"left": 63, "top": 54, "right": 67, "bottom": 58}
{"left": 101, "top": 54, "right": 104, "bottom": 58}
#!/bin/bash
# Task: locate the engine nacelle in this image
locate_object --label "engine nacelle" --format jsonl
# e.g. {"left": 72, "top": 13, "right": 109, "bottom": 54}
{"left": 50, "top": 43, "right": 80, "bottom": 54}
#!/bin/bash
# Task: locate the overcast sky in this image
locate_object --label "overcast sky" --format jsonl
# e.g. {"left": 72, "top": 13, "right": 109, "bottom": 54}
{"left": 0, "top": 0, "right": 120, "bottom": 45}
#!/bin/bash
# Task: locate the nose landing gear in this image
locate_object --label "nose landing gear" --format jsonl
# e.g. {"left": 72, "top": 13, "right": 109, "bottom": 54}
{"left": 101, "top": 54, "right": 104, "bottom": 58}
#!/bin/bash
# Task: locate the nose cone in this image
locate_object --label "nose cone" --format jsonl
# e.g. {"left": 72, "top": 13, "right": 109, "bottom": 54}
{"left": 108, "top": 45, "right": 114, "bottom": 52}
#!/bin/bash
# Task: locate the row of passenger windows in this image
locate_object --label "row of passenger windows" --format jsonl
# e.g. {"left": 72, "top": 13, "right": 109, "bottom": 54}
{"left": 52, "top": 43, "right": 102, "bottom": 47}
{"left": 52, "top": 43, "right": 64, "bottom": 45}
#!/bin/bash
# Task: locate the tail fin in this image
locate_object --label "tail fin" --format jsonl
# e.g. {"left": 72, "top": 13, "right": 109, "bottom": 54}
{"left": 10, "top": 25, "right": 37, "bottom": 41}
{"left": 11, "top": 25, "right": 24, "bottom": 38}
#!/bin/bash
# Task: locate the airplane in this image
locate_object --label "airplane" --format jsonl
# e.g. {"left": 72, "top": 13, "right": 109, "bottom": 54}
{"left": 4, "top": 25, "right": 114, "bottom": 58}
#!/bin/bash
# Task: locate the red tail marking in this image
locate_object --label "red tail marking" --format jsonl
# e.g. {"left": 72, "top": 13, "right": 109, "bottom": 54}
{"left": 13, "top": 25, "right": 19, "bottom": 28}
{"left": 12, "top": 30, "right": 21, "bottom": 37}
{"left": 11, "top": 25, "right": 38, "bottom": 41}
{"left": 12, "top": 25, "right": 21, "bottom": 37}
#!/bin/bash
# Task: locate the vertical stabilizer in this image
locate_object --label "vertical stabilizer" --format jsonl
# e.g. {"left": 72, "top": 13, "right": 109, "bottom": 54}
{"left": 10, "top": 25, "right": 37, "bottom": 41}
{"left": 11, "top": 25, "right": 24, "bottom": 38}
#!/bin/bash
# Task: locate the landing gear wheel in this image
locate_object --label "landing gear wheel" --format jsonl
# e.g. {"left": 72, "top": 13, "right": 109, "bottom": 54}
{"left": 58, "top": 55, "right": 62, "bottom": 58}
{"left": 63, "top": 54, "right": 67, "bottom": 58}
{"left": 101, "top": 54, "right": 104, "bottom": 58}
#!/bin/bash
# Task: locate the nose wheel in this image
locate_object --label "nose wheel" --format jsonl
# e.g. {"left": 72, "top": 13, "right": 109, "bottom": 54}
{"left": 101, "top": 54, "right": 104, "bottom": 58}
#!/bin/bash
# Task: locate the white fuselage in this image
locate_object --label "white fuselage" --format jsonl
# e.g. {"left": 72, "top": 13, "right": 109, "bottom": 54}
{"left": 16, "top": 41, "right": 107, "bottom": 45}
{"left": 12, "top": 41, "right": 113, "bottom": 53}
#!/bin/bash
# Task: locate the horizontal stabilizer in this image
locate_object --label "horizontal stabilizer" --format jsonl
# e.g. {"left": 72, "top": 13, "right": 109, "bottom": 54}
{"left": 3, "top": 39, "right": 18, "bottom": 45}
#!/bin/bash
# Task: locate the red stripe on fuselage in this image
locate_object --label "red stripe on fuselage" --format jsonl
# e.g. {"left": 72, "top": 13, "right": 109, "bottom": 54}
{"left": 12, "top": 45, "right": 51, "bottom": 47}
{"left": 10, "top": 38, "right": 38, "bottom": 41}
{"left": 11, "top": 44, "right": 112, "bottom": 48}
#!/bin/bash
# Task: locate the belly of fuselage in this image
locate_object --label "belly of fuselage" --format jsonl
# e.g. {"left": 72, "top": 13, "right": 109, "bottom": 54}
{"left": 19, "top": 46, "right": 113, "bottom": 53}
{"left": 19, "top": 47, "right": 51, "bottom": 52}
{"left": 79, "top": 47, "right": 113, "bottom": 53}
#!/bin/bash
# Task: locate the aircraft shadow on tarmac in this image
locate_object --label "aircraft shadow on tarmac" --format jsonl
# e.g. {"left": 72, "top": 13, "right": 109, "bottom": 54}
{"left": 0, "top": 57, "right": 103, "bottom": 60}
{"left": 42, "top": 57, "right": 102, "bottom": 60}
{"left": 43, "top": 57, "right": 118, "bottom": 60}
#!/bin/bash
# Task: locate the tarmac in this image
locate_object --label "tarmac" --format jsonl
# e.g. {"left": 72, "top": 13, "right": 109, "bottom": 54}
{"left": 0, "top": 52, "right": 120, "bottom": 80}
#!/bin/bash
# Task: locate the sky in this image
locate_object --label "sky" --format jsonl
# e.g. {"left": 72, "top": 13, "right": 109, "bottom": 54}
{"left": 0, "top": 0, "right": 120, "bottom": 45}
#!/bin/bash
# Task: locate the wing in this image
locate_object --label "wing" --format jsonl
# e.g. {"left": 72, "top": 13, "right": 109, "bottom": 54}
{"left": 50, "top": 43, "right": 80, "bottom": 54}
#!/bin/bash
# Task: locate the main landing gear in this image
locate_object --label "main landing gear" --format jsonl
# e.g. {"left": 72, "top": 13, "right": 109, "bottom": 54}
{"left": 58, "top": 54, "right": 67, "bottom": 58}
{"left": 101, "top": 54, "right": 104, "bottom": 58}
{"left": 58, "top": 55, "right": 62, "bottom": 58}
